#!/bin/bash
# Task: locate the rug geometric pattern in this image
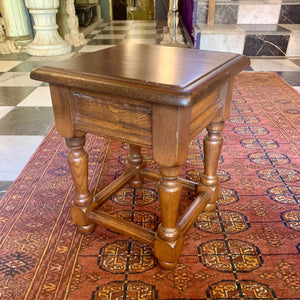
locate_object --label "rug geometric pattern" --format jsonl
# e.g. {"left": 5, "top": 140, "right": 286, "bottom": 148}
{"left": 0, "top": 73, "right": 299, "bottom": 299}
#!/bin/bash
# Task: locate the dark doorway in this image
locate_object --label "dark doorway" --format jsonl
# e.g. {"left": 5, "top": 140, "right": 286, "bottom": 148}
{"left": 113, "top": 0, "right": 127, "bottom": 20}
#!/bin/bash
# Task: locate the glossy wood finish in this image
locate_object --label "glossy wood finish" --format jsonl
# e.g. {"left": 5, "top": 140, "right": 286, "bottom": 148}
{"left": 31, "top": 44, "right": 250, "bottom": 270}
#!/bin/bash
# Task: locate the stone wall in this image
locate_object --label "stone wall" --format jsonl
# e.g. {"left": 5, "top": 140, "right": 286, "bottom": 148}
{"left": 193, "top": 0, "right": 300, "bottom": 56}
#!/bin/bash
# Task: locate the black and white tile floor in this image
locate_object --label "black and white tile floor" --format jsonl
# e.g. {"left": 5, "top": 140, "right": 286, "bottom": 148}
{"left": 0, "top": 20, "right": 299, "bottom": 200}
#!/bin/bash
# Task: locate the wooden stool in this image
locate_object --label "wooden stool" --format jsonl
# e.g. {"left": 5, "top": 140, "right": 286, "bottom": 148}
{"left": 31, "top": 44, "right": 249, "bottom": 269}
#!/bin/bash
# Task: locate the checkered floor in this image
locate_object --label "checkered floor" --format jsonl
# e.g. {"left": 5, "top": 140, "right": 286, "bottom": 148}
{"left": 0, "top": 20, "right": 299, "bottom": 200}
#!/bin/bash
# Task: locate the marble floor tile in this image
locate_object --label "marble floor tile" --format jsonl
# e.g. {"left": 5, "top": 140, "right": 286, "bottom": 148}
{"left": 291, "top": 59, "right": 300, "bottom": 67}
{"left": 239, "top": 24, "right": 291, "bottom": 34}
{"left": 102, "top": 29, "right": 130, "bottom": 34}
{"left": 280, "top": 24, "right": 300, "bottom": 32}
{"left": 293, "top": 86, "right": 300, "bottom": 93}
{"left": 0, "top": 181, "right": 13, "bottom": 200}
{"left": 237, "top": 4, "right": 281, "bottom": 24}
{"left": 127, "top": 30, "right": 157, "bottom": 36}
{"left": 85, "top": 34, "right": 96, "bottom": 39}
{"left": 129, "top": 26, "right": 157, "bottom": 31}
{"left": 243, "top": 34, "right": 290, "bottom": 56}
{"left": 0, "top": 107, "right": 54, "bottom": 135}
{"left": 125, "top": 34, "right": 156, "bottom": 39}
{"left": 0, "top": 106, "right": 13, "bottom": 118}
{"left": 0, "top": 61, "right": 22, "bottom": 72}
{"left": 122, "top": 38, "right": 158, "bottom": 45}
{"left": 87, "top": 39, "right": 122, "bottom": 45}
{"left": 276, "top": 71, "right": 300, "bottom": 86}
{"left": 280, "top": 25, "right": 300, "bottom": 56}
{"left": 94, "top": 34, "right": 126, "bottom": 39}
{"left": 0, "top": 136, "right": 45, "bottom": 181}
{"left": 90, "top": 30, "right": 101, "bottom": 34}
{"left": 7, "top": 61, "right": 50, "bottom": 72}
{"left": 0, "top": 72, "right": 42, "bottom": 87}
{"left": 79, "top": 45, "right": 115, "bottom": 52}
{"left": 0, "top": 87, "right": 37, "bottom": 105}
{"left": 17, "top": 86, "right": 52, "bottom": 107}
{"left": 0, "top": 52, "right": 31, "bottom": 61}
{"left": 279, "top": 4, "right": 300, "bottom": 24}
{"left": 131, "top": 25, "right": 157, "bottom": 30}
{"left": 198, "top": 33, "right": 246, "bottom": 54}
{"left": 244, "top": 66, "right": 254, "bottom": 71}
{"left": 26, "top": 52, "right": 76, "bottom": 61}
{"left": 131, "top": 21, "right": 156, "bottom": 26}
{"left": 195, "top": 24, "right": 245, "bottom": 34}
{"left": 109, "top": 21, "right": 133, "bottom": 26}
{"left": 103, "top": 25, "right": 132, "bottom": 30}
{"left": 250, "top": 59, "right": 300, "bottom": 71}
{"left": 287, "top": 34, "right": 300, "bottom": 56}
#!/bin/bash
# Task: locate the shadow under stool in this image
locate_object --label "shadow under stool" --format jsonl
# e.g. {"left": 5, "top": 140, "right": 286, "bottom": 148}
{"left": 31, "top": 44, "right": 250, "bottom": 270}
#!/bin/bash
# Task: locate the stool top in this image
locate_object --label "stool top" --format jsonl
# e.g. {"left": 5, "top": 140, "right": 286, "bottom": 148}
{"left": 31, "top": 44, "right": 250, "bottom": 107}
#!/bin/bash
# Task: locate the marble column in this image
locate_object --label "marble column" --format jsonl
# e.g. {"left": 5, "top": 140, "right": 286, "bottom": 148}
{"left": 25, "top": 0, "right": 71, "bottom": 56}
{"left": 57, "top": 0, "right": 86, "bottom": 47}
{"left": 0, "top": 0, "right": 32, "bottom": 51}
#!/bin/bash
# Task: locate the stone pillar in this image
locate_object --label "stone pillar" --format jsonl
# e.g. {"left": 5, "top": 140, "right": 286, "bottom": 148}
{"left": 57, "top": 0, "right": 86, "bottom": 47}
{"left": 25, "top": 0, "right": 71, "bottom": 56}
{"left": 0, "top": 0, "right": 32, "bottom": 50}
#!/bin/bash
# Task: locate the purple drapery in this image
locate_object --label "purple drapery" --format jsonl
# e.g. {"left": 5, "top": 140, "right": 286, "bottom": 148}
{"left": 178, "top": 0, "right": 194, "bottom": 44}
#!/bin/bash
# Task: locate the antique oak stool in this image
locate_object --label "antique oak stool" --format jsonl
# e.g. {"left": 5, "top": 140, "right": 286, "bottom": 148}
{"left": 31, "top": 44, "right": 250, "bottom": 269}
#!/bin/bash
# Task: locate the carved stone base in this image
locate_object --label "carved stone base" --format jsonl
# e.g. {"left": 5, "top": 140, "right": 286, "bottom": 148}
{"left": 25, "top": 0, "right": 71, "bottom": 57}
{"left": 9, "top": 35, "right": 33, "bottom": 49}
{"left": 27, "top": 41, "right": 71, "bottom": 57}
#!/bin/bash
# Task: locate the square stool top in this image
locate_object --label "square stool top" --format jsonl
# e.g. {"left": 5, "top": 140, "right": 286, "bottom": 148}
{"left": 31, "top": 44, "right": 250, "bottom": 107}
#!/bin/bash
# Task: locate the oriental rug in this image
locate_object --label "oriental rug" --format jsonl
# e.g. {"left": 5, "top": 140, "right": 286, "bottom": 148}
{"left": 0, "top": 72, "right": 299, "bottom": 300}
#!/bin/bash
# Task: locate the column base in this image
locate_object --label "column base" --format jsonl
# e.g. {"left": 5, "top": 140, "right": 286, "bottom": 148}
{"left": 8, "top": 35, "right": 33, "bottom": 49}
{"left": 27, "top": 42, "right": 71, "bottom": 56}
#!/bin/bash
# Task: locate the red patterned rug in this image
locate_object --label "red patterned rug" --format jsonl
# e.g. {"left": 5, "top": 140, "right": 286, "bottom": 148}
{"left": 0, "top": 73, "right": 299, "bottom": 300}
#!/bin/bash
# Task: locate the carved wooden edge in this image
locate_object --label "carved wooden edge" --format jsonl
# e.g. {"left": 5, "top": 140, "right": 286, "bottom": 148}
{"left": 31, "top": 55, "right": 250, "bottom": 108}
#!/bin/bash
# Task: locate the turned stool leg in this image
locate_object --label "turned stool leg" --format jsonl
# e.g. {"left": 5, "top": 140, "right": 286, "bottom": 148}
{"left": 65, "top": 136, "right": 95, "bottom": 234}
{"left": 127, "top": 144, "right": 144, "bottom": 188}
{"left": 154, "top": 166, "right": 183, "bottom": 270}
{"left": 200, "top": 122, "right": 224, "bottom": 212}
